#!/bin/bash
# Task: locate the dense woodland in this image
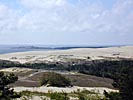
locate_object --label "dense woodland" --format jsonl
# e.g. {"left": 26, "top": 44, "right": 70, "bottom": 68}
{"left": 0, "top": 59, "right": 133, "bottom": 79}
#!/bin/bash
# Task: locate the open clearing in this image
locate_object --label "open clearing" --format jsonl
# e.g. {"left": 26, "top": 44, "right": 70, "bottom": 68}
{"left": 0, "top": 67, "right": 113, "bottom": 88}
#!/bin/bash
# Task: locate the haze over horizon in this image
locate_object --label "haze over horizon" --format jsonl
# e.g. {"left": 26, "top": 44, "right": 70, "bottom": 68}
{"left": 0, "top": 0, "right": 133, "bottom": 45}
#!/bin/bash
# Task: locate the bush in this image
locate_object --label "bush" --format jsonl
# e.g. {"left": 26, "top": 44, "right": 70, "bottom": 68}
{"left": 104, "top": 91, "right": 121, "bottom": 100}
{"left": 48, "top": 92, "right": 69, "bottom": 100}
{"left": 76, "top": 90, "right": 102, "bottom": 100}
{"left": 0, "top": 72, "right": 20, "bottom": 100}
{"left": 39, "top": 72, "right": 71, "bottom": 87}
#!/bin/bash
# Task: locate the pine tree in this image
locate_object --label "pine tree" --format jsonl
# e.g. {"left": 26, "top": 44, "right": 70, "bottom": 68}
{"left": 0, "top": 72, "right": 20, "bottom": 100}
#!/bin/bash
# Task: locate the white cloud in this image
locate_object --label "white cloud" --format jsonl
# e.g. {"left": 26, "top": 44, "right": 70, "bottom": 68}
{"left": 0, "top": 4, "right": 20, "bottom": 34}
{"left": 0, "top": 0, "right": 133, "bottom": 35}
{"left": 20, "top": 0, "right": 67, "bottom": 9}
{"left": 18, "top": 0, "right": 104, "bottom": 33}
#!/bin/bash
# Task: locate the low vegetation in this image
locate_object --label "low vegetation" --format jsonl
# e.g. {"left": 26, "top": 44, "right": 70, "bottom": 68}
{"left": 19, "top": 89, "right": 103, "bottom": 100}
{"left": 39, "top": 72, "right": 71, "bottom": 87}
{"left": 104, "top": 91, "right": 121, "bottom": 100}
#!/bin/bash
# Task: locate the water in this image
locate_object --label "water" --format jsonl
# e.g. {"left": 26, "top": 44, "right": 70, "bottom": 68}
{"left": 0, "top": 45, "right": 52, "bottom": 54}
{"left": 0, "top": 44, "right": 123, "bottom": 54}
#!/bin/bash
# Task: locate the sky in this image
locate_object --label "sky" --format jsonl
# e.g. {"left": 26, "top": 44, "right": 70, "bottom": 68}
{"left": 0, "top": 0, "right": 133, "bottom": 45}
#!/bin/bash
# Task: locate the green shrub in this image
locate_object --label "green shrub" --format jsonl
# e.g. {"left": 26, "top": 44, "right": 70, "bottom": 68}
{"left": 104, "top": 91, "right": 121, "bottom": 100}
{"left": 39, "top": 72, "right": 71, "bottom": 87}
{"left": 75, "top": 90, "right": 103, "bottom": 100}
{"left": 48, "top": 92, "right": 69, "bottom": 100}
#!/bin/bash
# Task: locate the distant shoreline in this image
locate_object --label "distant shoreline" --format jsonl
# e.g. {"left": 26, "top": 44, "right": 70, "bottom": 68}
{"left": 0, "top": 46, "right": 133, "bottom": 64}
{"left": 0, "top": 45, "right": 127, "bottom": 54}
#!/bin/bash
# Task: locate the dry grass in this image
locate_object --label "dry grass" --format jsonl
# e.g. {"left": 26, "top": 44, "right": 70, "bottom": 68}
{"left": 11, "top": 71, "right": 113, "bottom": 89}
{"left": 65, "top": 74, "right": 113, "bottom": 88}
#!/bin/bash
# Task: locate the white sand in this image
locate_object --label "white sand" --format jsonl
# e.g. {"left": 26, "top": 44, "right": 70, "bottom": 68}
{"left": 0, "top": 67, "right": 33, "bottom": 73}
{"left": 14, "top": 86, "right": 118, "bottom": 94}
{"left": 0, "top": 46, "right": 133, "bottom": 63}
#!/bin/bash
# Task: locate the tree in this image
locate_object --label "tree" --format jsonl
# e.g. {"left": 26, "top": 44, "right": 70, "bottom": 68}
{"left": 39, "top": 72, "right": 71, "bottom": 87}
{"left": 104, "top": 66, "right": 133, "bottom": 100}
{"left": 0, "top": 72, "right": 20, "bottom": 100}
{"left": 112, "top": 66, "right": 133, "bottom": 100}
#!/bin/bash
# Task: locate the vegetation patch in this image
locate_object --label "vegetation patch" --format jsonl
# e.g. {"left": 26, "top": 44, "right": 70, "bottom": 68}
{"left": 0, "top": 72, "right": 20, "bottom": 100}
{"left": 19, "top": 90, "right": 103, "bottom": 100}
{"left": 39, "top": 72, "right": 71, "bottom": 87}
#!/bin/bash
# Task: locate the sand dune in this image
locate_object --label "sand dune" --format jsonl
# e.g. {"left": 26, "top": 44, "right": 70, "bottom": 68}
{"left": 0, "top": 46, "right": 133, "bottom": 63}
{"left": 0, "top": 67, "right": 33, "bottom": 73}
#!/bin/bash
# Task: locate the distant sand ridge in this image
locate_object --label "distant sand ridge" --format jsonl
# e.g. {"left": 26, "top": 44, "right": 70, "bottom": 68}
{"left": 0, "top": 46, "right": 133, "bottom": 63}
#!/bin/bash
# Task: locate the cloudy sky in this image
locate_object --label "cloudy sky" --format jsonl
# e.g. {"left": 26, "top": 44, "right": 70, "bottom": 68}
{"left": 0, "top": 0, "right": 133, "bottom": 45}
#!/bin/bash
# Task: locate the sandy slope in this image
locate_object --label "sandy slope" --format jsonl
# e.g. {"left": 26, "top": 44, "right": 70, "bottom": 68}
{"left": 14, "top": 86, "right": 118, "bottom": 94}
{"left": 0, "top": 67, "right": 33, "bottom": 73}
{"left": 0, "top": 46, "right": 133, "bottom": 63}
